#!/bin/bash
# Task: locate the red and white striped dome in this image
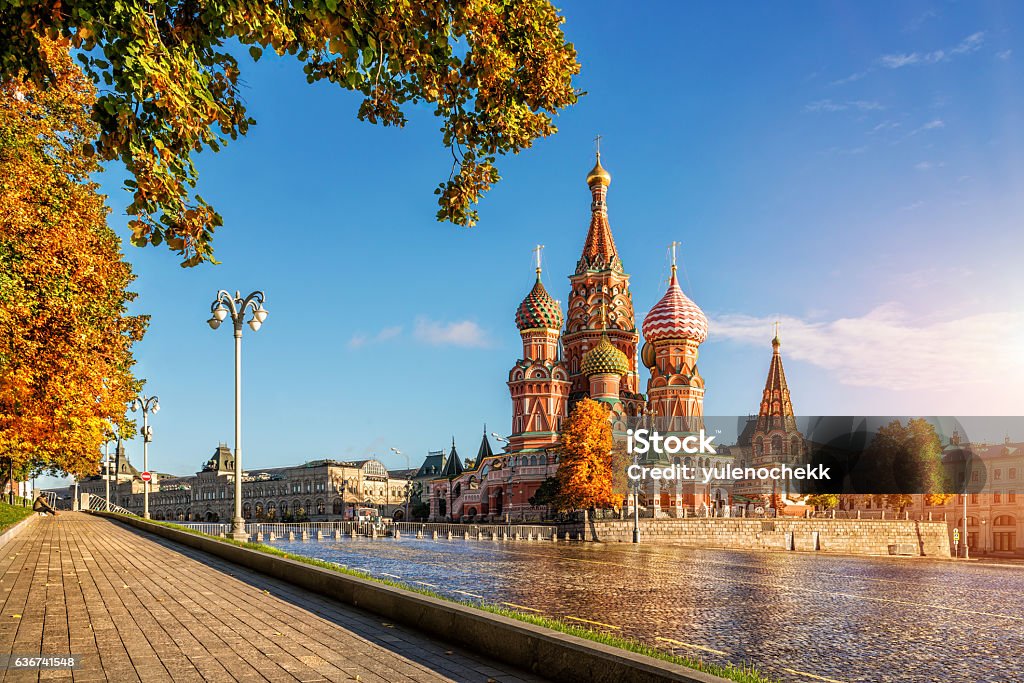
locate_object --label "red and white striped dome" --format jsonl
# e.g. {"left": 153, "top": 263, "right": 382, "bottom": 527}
{"left": 642, "top": 272, "right": 708, "bottom": 344}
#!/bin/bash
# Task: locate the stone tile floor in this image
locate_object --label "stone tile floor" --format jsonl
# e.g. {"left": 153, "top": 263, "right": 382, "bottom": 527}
{"left": 0, "top": 514, "right": 547, "bottom": 682}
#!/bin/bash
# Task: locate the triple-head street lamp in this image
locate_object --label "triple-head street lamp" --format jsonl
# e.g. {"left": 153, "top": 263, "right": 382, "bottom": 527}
{"left": 208, "top": 290, "right": 268, "bottom": 541}
{"left": 130, "top": 395, "right": 159, "bottom": 519}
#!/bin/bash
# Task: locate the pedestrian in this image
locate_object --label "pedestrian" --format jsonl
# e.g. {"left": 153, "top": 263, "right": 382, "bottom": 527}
{"left": 32, "top": 494, "right": 59, "bottom": 517}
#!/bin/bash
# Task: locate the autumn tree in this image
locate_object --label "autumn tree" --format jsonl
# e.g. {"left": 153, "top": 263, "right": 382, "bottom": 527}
{"left": 554, "top": 399, "right": 623, "bottom": 512}
{"left": 862, "top": 418, "right": 953, "bottom": 513}
{"left": 805, "top": 494, "right": 840, "bottom": 510}
{"left": 1, "top": 39, "right": 146, "bottom": 486}
{"left": 0, "top": 1, "right": 581, "bottom": 266}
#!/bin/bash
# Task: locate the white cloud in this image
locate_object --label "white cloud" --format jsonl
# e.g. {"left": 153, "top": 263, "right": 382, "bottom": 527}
{"left": 879, "top": 31, "right": 985, "bottom": 69}
{"left": 413, "top": 317, "right": 491, "bottom": 348}
{"left": 710, "top": 304, "right": 1024, "bottom": 391}
{"left": 997, "top": 49, "right": 1013, "bottom": 61}
{"left": 830, "top": 70, "right": 870, "bottom": 86}
{"left": 348, "top": 325, "right": 404, "bottom": 349}
{"left": 805, "top": 99, "right": 884, "bottom": 113}
{"left": 914, "top": 160, "right": 945, "bottom": 171}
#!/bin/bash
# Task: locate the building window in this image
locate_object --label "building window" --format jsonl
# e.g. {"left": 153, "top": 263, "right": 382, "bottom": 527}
{"left": 994, "top": 492, "right": 1002, "bottom": 504}
{"left": 1010, "top": 468, "right": 1018, "bottom": 480}
{"left": 971, "top": 494, "right": 978, "bottom": 504}
{"left": 995, "top": 469, "right": 1002, "bottom": 481}
{"left": 1010, "top": 491, "right": 1017, "bottom": 503}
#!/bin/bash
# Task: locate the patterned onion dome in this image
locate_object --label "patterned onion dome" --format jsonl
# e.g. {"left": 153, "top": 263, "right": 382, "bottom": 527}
{"left": 642, "top": 271, "right": 708, "bottom": 344}
{"left": 515, "top": 272, "right": 564, "bottom": 331}
{"left": 581, "top": 334, "right": 630, "bottom": 377}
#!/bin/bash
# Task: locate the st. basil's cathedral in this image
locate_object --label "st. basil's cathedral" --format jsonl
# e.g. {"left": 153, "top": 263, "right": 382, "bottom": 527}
{"left": 428, "top": 153, "right": 802, "bottom": 521}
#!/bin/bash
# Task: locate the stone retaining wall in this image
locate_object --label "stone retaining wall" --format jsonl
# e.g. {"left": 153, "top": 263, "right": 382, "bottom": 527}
{"left": 561, "top": 518, "right": 951, "bottom": 557}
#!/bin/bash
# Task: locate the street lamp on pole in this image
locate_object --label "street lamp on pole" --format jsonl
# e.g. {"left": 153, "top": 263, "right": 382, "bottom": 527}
{"left": 208, "top": 289, "right": 268, "bottom": 541}
{"left": 390, "top": 447, "right": 412, "bottom": 521}
{"left": 130, "top": 395, "right": 159, "bottom": 519}
{"left": 491, "top": 432, "right": 513, "bottom": 522}
{"left": 103, "top": 421, "right": 120, "bottom": 512}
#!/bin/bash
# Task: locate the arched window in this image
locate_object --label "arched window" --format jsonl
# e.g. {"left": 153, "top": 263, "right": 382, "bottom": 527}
{"left": 755, "top": 437, "right": 764, "bottom": 456}
{"left": 771, "top": 435, "right": 783, "bottom": 454}
{"left": 316, "top": 500, "right": 325, "bottom": 515}
{"left": 332, "top": 499, "right": 343, "bottom": 515}
{"left": 242, "top": 502, "right": 251, "bottom": 518}
{"left": 267, "top": 503, "right": 276, "bottom": 519}
{"left": 254, "top": 503, "right": 263, "bottom": 518}
{"left": 994, "top": 515, "right": 1016, "bottom": 526}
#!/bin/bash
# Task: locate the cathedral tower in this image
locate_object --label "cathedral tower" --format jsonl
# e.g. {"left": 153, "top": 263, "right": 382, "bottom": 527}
{"left": 508, "top": 252, "right": 571, "bottom": 453}
{"left": 562, "top": 153, "right": 644, "bottom": 416}
{"left": 641, "top": 250, "right": 708, "bottom": 433}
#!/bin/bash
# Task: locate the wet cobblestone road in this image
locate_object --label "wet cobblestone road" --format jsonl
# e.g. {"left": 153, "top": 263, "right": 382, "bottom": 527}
{"left": 268, "top": 537, "right": 1024, "bottom": 683}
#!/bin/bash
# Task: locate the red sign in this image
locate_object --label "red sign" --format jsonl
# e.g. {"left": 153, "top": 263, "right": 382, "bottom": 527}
{"left": 140, "top": 471, "right": 152, "bottom": 483}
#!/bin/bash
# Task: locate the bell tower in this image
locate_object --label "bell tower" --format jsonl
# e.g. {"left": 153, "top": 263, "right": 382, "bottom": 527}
{"left": 562, "top": 151, "right": 643, "bottom": 416}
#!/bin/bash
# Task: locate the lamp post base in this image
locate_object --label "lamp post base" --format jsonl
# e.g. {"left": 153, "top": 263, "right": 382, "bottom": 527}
{"left": 230, "top": 518, "right": 249, "bottom": 542}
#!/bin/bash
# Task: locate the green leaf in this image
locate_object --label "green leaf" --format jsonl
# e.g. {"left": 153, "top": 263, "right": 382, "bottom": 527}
{"left": 248, "top": 46, "right": 262, "bottom": 62}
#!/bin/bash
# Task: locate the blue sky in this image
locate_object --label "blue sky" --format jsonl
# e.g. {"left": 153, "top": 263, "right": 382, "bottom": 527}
{"left": 50, "top": 2, "right": 1024, "bottom": 485}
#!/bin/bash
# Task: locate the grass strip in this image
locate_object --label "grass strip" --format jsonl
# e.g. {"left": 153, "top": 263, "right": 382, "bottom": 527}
{"left": 0, "top": 502, "right": 34, "bottom": 534}
{"left": 120, "top": 515, "right": 780, "bottom": 683}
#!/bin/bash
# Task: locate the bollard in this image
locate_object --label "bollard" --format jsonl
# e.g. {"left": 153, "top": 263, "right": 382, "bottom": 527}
{"left": 564, "top": 531, "right": 570, "bottom": 541}
{"left": 287, "top": 531, "right": 296, "bottom": 541}
{"left": 527, "top": 532, "right": 534, "bottom": 541}
{"left": 394, "top": 530, "right": 401, "bottom": 539}
{"left": 316, "top": 530, "right": 324, "bottom": 540}
{"left": 268, "top": 532, "right": 276, "bottom": 541}
{"left": 253, "top": 532, "right": 263, "bottom": 542}
{"left": 416, "top": 530, "right": 423, "bottom": 539}
{"left": 301, "top": 531, "right": 310, "bottom": 541}
{"left": 432, "top": 530, "right": 439, "bottom": 539}
{"left": 513, "top": 532, "right": 521, "bottom": 541}
{"left": 334, "top": 530, "right": 343, "bottom": 540}
{"left": 370, "top": 527, "right": 377, "bottom": 538}
{"left": 447, "top": 531, "right": 454, "bottom": 540}
{"left": 477, "top": 531, "right": 484, "bottom": 541}
{"left": 464, "top": 531, "right": 470, "bottom": 540}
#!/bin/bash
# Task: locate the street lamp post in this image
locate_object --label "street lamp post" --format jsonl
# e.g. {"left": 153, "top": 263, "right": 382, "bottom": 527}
{"left": 208, "top": 289, "right": 268, "bottom": 542}
{"left": 103, "top": 422, "right": 119, "bottom": 512}
{"left": 130, "top": 395, "right": 159, "bottom": 519}
{"left": 390, "top": 447, "right": 412, "bottom": 521}
{"left": 491, "top": 433, "right": 512, "bottom": 523}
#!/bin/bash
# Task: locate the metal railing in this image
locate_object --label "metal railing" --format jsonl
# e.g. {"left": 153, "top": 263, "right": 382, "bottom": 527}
{"left": 86, "top": 496, "right": 137, "bottom": 517}
{"left": 393, "top": 521, "right": 557, "bottom": 540}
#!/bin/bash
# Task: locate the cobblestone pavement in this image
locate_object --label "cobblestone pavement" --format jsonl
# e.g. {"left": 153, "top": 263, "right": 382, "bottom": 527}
{"left": 0, "top": 514, "right": 547, "bottom": 683}
{"left": 270, "top": 535, "right": 1024, "bottom": 683}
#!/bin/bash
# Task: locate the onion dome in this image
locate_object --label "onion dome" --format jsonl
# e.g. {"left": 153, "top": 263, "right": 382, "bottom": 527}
{"left": 586, "top": 153, "right": 612, "bottom": 187}
{"left": 642, "top": 269, "right": 708, "bottom": 344}
{"left": 515, "top": 270, "right": 563, "bottom": 331}
{"left": 581, "top": 334, "right": 630, "bottom": 377}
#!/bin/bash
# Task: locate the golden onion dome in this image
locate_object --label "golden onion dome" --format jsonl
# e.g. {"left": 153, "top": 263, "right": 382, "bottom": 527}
{"left": 581, "top": 334, "right": 630, "bottom": 377}
{"left": 586, "top": 153, "right": 612, "bottom": 187}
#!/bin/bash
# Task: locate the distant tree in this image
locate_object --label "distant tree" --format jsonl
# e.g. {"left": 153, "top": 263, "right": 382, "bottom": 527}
{"left": 528, "top": 476, "right": 561, "bottom": 518}
{"left": 554, "top": 399, "right": 623, "bottom": 512}
{"left": 410, "top": 501, "right": 430, "bottom": 521}
{"left": 0, "top": 1, "right": 581, "bottom": 266}
{"left": 806, "top": 494, "right": 840, "bottom": 510}
{"left": 864, "top": 419, "right": 952, "bottom": 513}
{"left": 1, "top": 39, "right": 146, "bottom": 482}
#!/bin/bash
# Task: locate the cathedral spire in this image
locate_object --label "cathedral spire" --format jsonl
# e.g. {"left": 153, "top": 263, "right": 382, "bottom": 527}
{"left": 760, "top": 331, "right": 794, "bottom": 419}
{"left": 578, "top": 149, "right": 621, "bottom": 274}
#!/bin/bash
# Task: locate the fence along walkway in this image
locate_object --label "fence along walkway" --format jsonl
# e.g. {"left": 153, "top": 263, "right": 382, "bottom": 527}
{"left": 0, "top": 513, "right": 546, "bottom": 682}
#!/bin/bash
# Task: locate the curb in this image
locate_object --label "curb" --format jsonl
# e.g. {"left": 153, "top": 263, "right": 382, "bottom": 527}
{"left": 0, "top": 511, "right": 40, "bottom": 548}
{"left": 94, "top": 512, "right": 732, "bottom": 683}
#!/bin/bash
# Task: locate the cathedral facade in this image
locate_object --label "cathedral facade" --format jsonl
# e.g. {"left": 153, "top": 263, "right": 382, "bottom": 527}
{"left": 428, "top": 154, "right": 793, "bottom": 521}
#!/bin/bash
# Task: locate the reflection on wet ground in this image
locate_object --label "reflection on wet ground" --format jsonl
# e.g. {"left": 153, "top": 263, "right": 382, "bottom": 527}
{"left": 268, "top": 537, "right": 1024, "bottom": 683}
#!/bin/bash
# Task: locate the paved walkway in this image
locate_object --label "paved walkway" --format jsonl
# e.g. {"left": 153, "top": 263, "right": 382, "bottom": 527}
{"left": 0, "top": 514, "right": 546, "bottom": 683}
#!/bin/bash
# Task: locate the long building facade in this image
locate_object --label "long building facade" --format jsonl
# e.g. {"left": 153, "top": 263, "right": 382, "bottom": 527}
{"left": 79, "top": 444, "right": 416, "bottom": 522}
